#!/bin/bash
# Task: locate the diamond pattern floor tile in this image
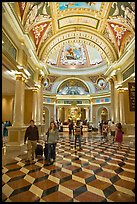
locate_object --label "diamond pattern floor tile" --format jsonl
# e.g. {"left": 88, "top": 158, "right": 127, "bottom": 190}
{"left": 2, "top": 132, "right": 135, "bottom": 202}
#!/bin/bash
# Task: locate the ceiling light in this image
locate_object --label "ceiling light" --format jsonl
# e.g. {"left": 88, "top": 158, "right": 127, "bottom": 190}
{"left": 17, "top": 65, "right": 24, "bottom": 69}
{"left": 24, "top": 69, "right": 31, "bottom": 77}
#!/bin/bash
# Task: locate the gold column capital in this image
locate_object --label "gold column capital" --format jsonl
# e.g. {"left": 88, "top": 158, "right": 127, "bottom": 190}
{"left": 111, "top": 75, "right": 117, "bottom": 82}
{"left": 15, "top": 73, "right": 27, "bottom": 82}
{"left": 118, "top": 88, "right": 124, "bottom": 93}
{"left": 32, "top": 87, "right": 39, "bottom": 92}
{"left": 38, "top": 74, "right": 45, "bottom": 84}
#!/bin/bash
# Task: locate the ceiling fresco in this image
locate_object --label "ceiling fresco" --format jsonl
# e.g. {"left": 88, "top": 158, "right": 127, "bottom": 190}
{"left": 59, "top": 2, "right": 102, "bottom": 11}
{"left": 57, "top": 79, "right": 89, "bottom": 95}
{"left": 47, "top": 43, "right": 104, "bottom": 69}
{"left": 11, "top": 2, "right": 135, "bottom": 72}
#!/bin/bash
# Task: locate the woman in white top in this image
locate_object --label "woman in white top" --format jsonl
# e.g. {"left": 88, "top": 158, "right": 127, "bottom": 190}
{"left": 110, "top": 121, "right": 116, "bottom": 143}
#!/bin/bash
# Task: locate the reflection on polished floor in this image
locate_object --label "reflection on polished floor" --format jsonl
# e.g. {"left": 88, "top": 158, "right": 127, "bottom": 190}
{"left": 2, "top": 132, "right": 135, "bottom": 202}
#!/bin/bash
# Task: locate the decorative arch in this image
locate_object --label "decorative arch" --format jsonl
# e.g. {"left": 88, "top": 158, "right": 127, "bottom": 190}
{"left": 39, "top": 28, "right": 118, "bottom": 64}
{"left": 96, "top": 105, "right": 110, "bottom": 125}
{"left": 43, "top": 106, "right": 50, "bottom": 127}
{"left": 51, "top": 76, "right": 96, "bottom": 94}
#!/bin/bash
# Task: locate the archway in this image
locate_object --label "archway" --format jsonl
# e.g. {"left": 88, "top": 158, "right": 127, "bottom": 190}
{"left": 97, "top": 106, "right": 109, "bottom": 123}
{"left": 43, "top": 107, "right": 50, "bottom": 129}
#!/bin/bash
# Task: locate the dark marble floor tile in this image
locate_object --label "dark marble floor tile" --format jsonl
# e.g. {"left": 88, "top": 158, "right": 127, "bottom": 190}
{"left": 10, "top": 190, "right": 40, "bottom": 202}
{"left": 107, "top": 191, "right": 135, "bottom": 202}
{"left": 75, "top": 191, "right": 105, "bottom": 202}
{"left": 42, "top": 191, "right": 72, "bottom": 202}
{"left": 103, "top": 185, "right": 117, "bottom": 197}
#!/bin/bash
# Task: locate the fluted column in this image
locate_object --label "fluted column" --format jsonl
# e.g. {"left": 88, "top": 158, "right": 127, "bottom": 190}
{"left": 57, "top": 108, "right": 60, "bottom": 121}
{"left": 38, "top": 75, "right": 44, "bottom": 124}
{"left": 85, "top": 108, "right": 89, "bottom": 121}
{"left": 113, "top": 77, "right": 120, "bottom": 123}
{"left": 32, "top": 88, "right": 38, "bottom": 123}
{"left": 109, "top": 78, "right": 115, "bottom": 122}
{"left": 54, "top": 102, "right": 56, "bottom": 122}
{"left": 13, "top": 73, "right": 26, "bottom": 126}
{"left": 7, "top": 72, "right": 28, "bottom": 152}
{"left": 118, "top": 89, "right": 125, "bottom": 124}
{"left": 89, "top": 99, "right": 93, "bottom": 122}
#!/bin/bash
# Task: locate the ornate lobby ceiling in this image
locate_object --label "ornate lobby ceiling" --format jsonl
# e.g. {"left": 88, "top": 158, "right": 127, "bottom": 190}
{"left": 6, "top": 2, "right": 135, "bottom": 74}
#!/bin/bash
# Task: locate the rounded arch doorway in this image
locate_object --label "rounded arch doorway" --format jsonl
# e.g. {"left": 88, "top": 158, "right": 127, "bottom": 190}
{"left": 97, "top": 107, "right": 109, "bottom": 123}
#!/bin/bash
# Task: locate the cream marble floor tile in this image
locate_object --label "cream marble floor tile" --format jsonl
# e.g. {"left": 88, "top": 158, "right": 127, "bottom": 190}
{"left": 102, "top": 167, "right": 115, "bottom": 174}
{"left": 15, "top": 157, "right": 22, "bottom": 161}
{"left": 124, "top": 161, "right": 135, "bottom": 166}
{"left": 40, "top": 167, "right": 50, "bottom": 174}
{"left": 114, "top": 185, "right": 135, "bottom": 197}
{"left": 20, "top": 167, "right": 29, "bottom": 174}
{"left": 2, "top": 184, "right": 14, "bottom": 197}
{"left": 48, "top": 175, "right": 60, "bottom": 184}
{"left": 2, "top": 167, "right": 9, "bottom": 174}
{"left": 2, "top": 174, "right": 11, "bottom": 183}
{"left": 17, "top": 161, "right": 25, "bottom": 167}
{"left": 72, "top": 175, "right": 86, "bottom": 184}
{"left": 88, "top": 162, "right": 100, "bottom": 167}
{"left": 29, "top": 184, "right": 43, "bottom": 198}
{"left": 58, "top": 184, "right": 73, "bottom": 198}
{"left": 95, "top": 175, "right": 112, "bottom": 184}
{"left": 71, "top": 162, "right": 81, "bottom": 167}
{"left": 86, "top": 184, "right": 105, "bottom": 197}
{"left": 118, "top": 175, "right": 135, "bottom": 183}
{"left": 122, "top": 168, "right": 135, "bottom": 173}
{"left": 82, "top": 167, "right": 94, "bottom": 174}
{"left": 107, "top": 162, "right": 119, "bottom": 167}
{"left": 35, "top": 162, "right": 44, "bottom": 167}
{"left": 24, "top": 174, "right": 35, "bottom": 184}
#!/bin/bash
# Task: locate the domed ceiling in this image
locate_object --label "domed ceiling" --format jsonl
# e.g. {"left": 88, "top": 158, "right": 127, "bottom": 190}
{"left": 11, "top": 2, "right": 135, "bottom": 74}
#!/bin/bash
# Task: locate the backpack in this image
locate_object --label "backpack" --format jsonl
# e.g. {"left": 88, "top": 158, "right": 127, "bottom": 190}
{"left": 75, "top": 126, "right": 81, "bottom": 135}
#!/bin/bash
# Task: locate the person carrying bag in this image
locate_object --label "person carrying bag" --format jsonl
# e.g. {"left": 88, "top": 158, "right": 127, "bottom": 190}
{"left": 45, "top": 121, "right": 59, "bottom": 165}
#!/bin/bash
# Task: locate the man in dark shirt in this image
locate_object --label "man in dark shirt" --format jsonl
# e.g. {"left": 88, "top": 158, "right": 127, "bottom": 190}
{"left": 24, "top": 120, "right": 39, "bottom": 163}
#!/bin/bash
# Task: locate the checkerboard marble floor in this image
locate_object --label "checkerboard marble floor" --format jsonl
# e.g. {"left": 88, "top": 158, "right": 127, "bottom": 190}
{"left": 2, "top": 133, "right": 135, "bottom": 202}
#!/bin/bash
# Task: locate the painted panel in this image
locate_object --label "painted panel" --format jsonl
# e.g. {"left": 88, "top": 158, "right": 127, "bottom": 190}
{"left": 59, "top": 2, "right": 102, "bottom": 11}
{"left": 59, "top": 16, "right": 98, "bottom": 29}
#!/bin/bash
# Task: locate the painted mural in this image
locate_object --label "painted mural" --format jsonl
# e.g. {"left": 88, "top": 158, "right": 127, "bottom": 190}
{"left": 59, "top": 2, "right": 102, "bottom": 11}
{"left": 109, "top": 2, "right": 135, "bottom": 30}
{"left": 61, "top": 43, "right": 86, "bottom": 66}
{"left": 24, "top": 2, "right": 51, "bottom": 32}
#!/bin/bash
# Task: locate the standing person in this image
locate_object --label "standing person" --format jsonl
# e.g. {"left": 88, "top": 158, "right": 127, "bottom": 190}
{"left": 24, "top": 120, "right": 39, "bottom": 163}
{"left": 100, "top": 120, "right": 103, "bottom": 135}
{"left": 74, "top": 120, "right": 82, "bottom": 150}
{"left": 108, "top": 119, "right": 112, "bottom": 134}
{"left": 46, "top": 121, "right": 59, "bottom": 165}
{"left": 102, "top": 121, "right": 108, "bottom": 141}
{"left": 68, "top": 121, "right": 74, "bottom": 135}
{"left": 98, "top": 121, "right": 100, "bottom": 134}
{"left": 110, "top": 121, "right": 116, "bottom": 143}
{"left": 2, "top": 122, "right": 4, "bottom": 146}
{"left": 115, "top": 123, "right": 123, "bottom": 149}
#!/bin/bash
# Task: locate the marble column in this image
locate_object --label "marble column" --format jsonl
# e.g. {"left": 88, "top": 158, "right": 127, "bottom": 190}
{"left": 85, "top": 108, "right": 89, "bottom": 121}
{"left": 54, "top": 102, "right": 56, "bottom": 122}
{"left": 32, "top": 88, "right": 38, "bottom": 123}
{"left": 7, "top": 73, "right": 28, "bottom": 152}
{"left": 114, "top": 79, "right": 120, "bottom": 123}
{"left": 89, "top": 100, "right": 93, "bottom": 122}
{"left": 118, "top": 89, "right": 126, "bottom": 124}
{"left": 57, "top": 108, "right": 60, "bottom": 121}
{"left": 109, "top": 78, "right": 115, "bottom": 122}
{"left": 13, "top": 73, "right": 26, "bottom": 126}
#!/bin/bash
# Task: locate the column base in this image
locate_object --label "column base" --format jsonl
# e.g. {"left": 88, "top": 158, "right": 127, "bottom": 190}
{"left": 6, "top": 143, "right": 27, "bottom": 153}
{"left": 6, "top": 126, "right": 28, "bottom": 154}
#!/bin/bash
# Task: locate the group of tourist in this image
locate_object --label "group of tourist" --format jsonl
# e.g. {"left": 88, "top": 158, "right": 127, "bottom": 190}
{"left": 2, "top": 120, "right": 12, "bottom": 146}
{"left": 3, "top": 117, "right": 124, "bottom": 166}
{"left": 24, "top": 120, "right": 59, "bottom": 165}
{"left": 98, "top": 119, "right": 124, "bottom": 149}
